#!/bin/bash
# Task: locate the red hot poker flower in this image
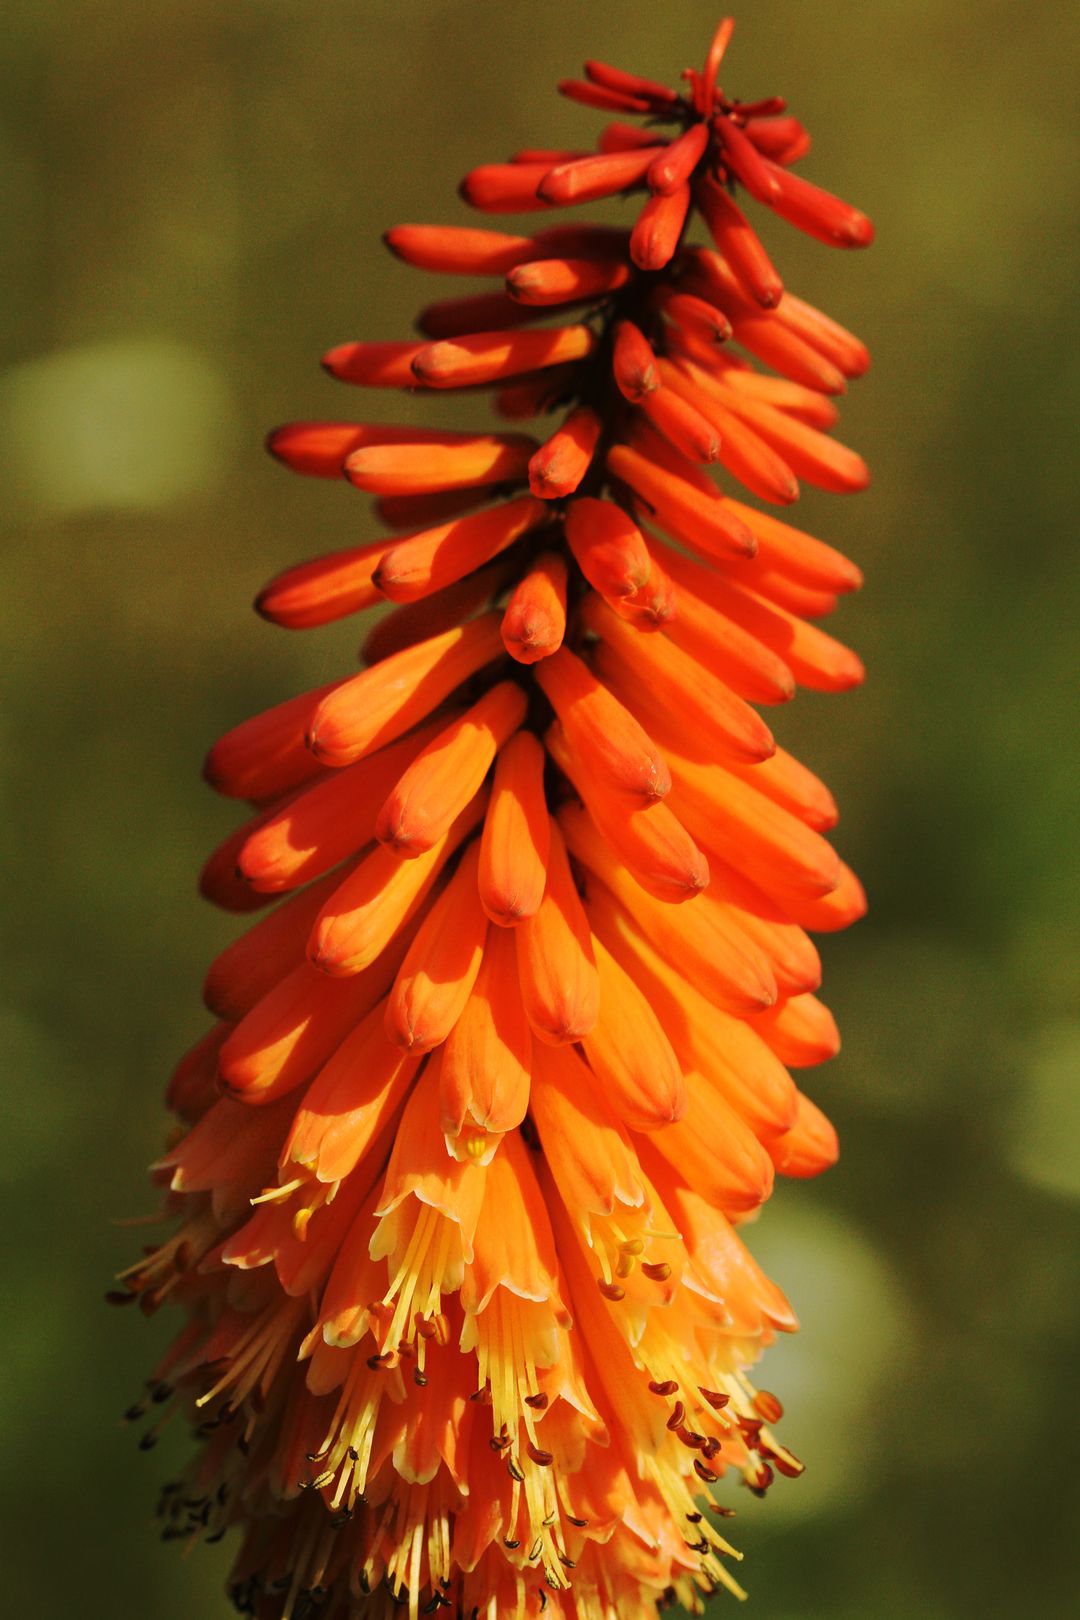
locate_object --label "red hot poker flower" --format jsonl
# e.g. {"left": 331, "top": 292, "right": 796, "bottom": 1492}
{"left": 119, "top": 18, "right": 874, "bottom": 1620}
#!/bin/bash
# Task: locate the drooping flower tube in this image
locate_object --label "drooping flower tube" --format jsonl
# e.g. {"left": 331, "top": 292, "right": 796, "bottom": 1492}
{"left": 117, "top": 19, "right": 873, "bottom": 1619}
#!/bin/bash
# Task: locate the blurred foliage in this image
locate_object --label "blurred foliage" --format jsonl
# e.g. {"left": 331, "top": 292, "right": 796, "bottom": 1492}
{"left": 2, "top": 2, "right": 1079, "bottom": 1617}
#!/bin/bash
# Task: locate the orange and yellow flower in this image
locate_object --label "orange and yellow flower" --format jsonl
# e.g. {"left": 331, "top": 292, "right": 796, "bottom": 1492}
{"left": 117, "top": 19, "right": 873, "bottom": 1618}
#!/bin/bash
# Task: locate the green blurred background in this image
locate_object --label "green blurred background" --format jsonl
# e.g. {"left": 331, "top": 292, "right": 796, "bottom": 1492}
{"left": 3, "top": 1, "right": 1079, "bottom": 1615}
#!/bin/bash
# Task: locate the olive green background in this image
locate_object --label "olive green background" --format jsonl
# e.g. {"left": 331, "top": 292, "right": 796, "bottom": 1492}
{"left": 3, "top": 2, "right": 1079, "bottom": 1616}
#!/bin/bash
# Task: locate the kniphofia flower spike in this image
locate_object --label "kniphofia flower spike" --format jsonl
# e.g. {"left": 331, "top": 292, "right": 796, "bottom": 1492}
{"left": 118, "top": 19, "right": 873, "bottom": 1620}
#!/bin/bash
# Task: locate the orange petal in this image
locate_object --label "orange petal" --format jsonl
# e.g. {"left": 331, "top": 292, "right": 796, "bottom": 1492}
{"left": 652, "top": 542, "right": 796, "bottom": 704}
{"left": 630, "top": 183, "right": 691, "bottom": 271}
{"left": 461, "top": 1131, "right": 565, "bottom": 1314}
{"left": 546, "top": 719, "right": 708, "bottom": 903}
{"left": 439, "top": 927, "right": 533, "bottom": 1146}
{"left": 562, "top": 801, "right": 777, "bottom": 1017}
{"left": 218, "top": 952, "right": 400, "bottom": 1107}
{"left": 255, "top": 539, "right": 387, "bottom": 629}
{"left": 564, "top": 496, "right": 650, "bottom": 600}
{"left": 203, "top": 865, "right": 351, "bottom": 1021}
{"left": 345, "top": 433, "right": 536, "bottom": 496}
{"left": 309, "top": 796, "right": 486, "bottom": 977}
{"left": 664, "top": 745, "right": 841, "bottom": 902}
{"left": 384, "top": 842, "right": 488, "bottom": 1052}
{"left": 528, "top": 405, "right": 602, "bottom": 498}
{"left": 606, "top": 441, "right": 756, "bottom": 562}
{"left": 586, "top": 887, "right": 797, "bottom": 1142}
{"left": 611, "top": 319, "right": 659, "bottom": 401}
{"left": 375, "top": 683, "right": 526, "bottom": 856}
{"left": 538, "top": 147, "right": 664, "bottom": 206}
{"left": 749, "top": 992, "right": 841, "bottom": 1067}
{"left": 478, "top": 731, "right": 550, "bottom": 926}
{"left": 411, "top": 326, "right": 596, "bottom": 389}
{"left": 508, "top": 257, "right": 630, "bottom": 307}
{"left": 529, "top": 1040, "right": 646, "bottom": 1221}
{"left": 373, "top": 496, "right": 548, "bottom": 605}
{"left": 767, "top": 1090, "right": 839, "bottom": 1177}
{"left": 204, "top": 681, "right": 338, "bottom": 801}
{"left": 647, "top": 122, "right": 709, "bottom": 195}
{"left": 500, "top": 551, "right": 568, "bottom": 664}
{"left": 238, "top": 721, "right": 444, "bottom": 893}
{"left": 638, "top": 380, "right": 722, "bottom": 464}
{"left": 532, "top": 644, "right": 671, "bottom": 804}
{"left": 321, "top": 339, "right": 433, "bottom": 387}
{"left": 582, "top": 935, "right": 687, "bottom": 1130}
{"left": 459, "top": 162, "right": 556, "bottom": 213}
{"left": 307, "top": 614, "right": 506, "bottom": 768}
{"left": 695, "top": 175, "right": 783, "bottom": 307}
{"left": 515, "top": 817, "right": 599, "bottom": 1044}
{"left": 283, "top": 1009, "right": 420, "bottom": 1186}
{"left": 640, "top": 1074, "right": 776, "bottom": 1217}
{"left": 582, "top": 592, "right": 776, "bottom": 766}
{"left": 384, "top": 223, "right": 535, "bottom": 275}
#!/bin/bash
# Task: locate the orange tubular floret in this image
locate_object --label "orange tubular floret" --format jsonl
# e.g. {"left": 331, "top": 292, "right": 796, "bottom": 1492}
{"left": 384, "top": 842, "right": 488, "bottom": 1053}
{"left": 749, "top": 992, "right": 841, "bottom": 1068}
{"left": 528, "top": 405, "right": 602, "bottom": 498}
{"left": 692, "top": 575, "right": 865, "bottom": 693}
{"left": 308, "top": 794, "right": 486, "bottom": 977}
{"left": 607, "top": 441, "right": 756, "bottom": 562}
{"left": 439, "top": 926, "right": 533, "bottom": 1150}
{"left": 411, "top": 325, "right": 597, "bottom": 389}
{"left": 768, "top": 1090, "right": 839, "bottom": 1178}
{"left": 218, "top": 947, "right": 400, "bottom": 1108}
{"left": 320, "top": 339, "right": 433, "bottom": 387}
{"left": 532, "top": 644, "right": 671, "bottom": 804}
{"left": 459, "top": 162, "right": 557, "bottom": 213}
{"left": 538, "top": 146, "right": 666, "bottom": 205}
{"left": 589, "top": 886, "right": 797, "bottom": 1141}
{"left": 643, "top": 1071, "right": 776, "bottom": 1218}
{"left": 724, "top": 497, "right": 863, "bottom": 593}
{"left": 561, "top": 801, "right": 777, "bottom": 1017}
{"left": 202, "top": 867, "right": 347, "bottom": 1021}
{"left": 282, "top": 1004, "right": 421, "bottom": 1183}
{"left": 384, "top": 223, "right": 536, "bottom": 275}
{"left": 647, "top": 121, "right": 709, "bottom": 195}
{"left": 344, "top": 432, "right": 537, "bottom": 496}
{"left": 664, "top": 746, "right": 841, "bottom": 903}
{"left": 204, "top": 683, "right": 337, "bottom": 802}
{"left": 612, "top": 319, "right": 659, "bottom": 401}
{"left": 655, "top": 285, "right": 733, "bottom": 343}
{"left": 514, "top": 817, "right": 599, "bottom": 1044}
{"left": 507, "top": 257, "right": 631, "bottom": 306}
{"left": 564, "top": 496, "right": 651, "bottom": 601}
{"left": 500, "top": 550, "right": 568, "bottom": 663}
{"left": 676, "top": 358, "right": 869, "bottom": 493}
{"left": 237, "top": 721, "right": 443, "bottom": 893}
{"left": 546, "top": 720, "right": 709, "bottom": 902}
{"left": 478, "top": 731, "right": 550, "bottom": 926}
{"left": 630, "top": 183, "right": 692, "bottom": 271}
{"left": 582, "top": 936, "right": 687, "bottom": 1128}
{"left": 638, "top": 381, "right": 721, "bottom": 464}
{"left": 375, "top": 682, "right": 526, "bottom": 856}
{"left": 415, "top": 289, "right": 544, "bottom": 340}
{"left": 256, "top": 539, "right": 387, "bottom": 629}
{"left": 652, "top": 542, "right": 796, "bottom": 703}
{"left": 306, "top": 614, "right": 505, "bottom": 768}
{"left": 695, "top": 175, "right": 783, "bottom": 307}
{"left": 582, "top": 591, "right": 776, "bottom": 765}
{"left": 361, "top": 560, "right": 513, "bottom": 664}
{"left": 373, "top": 495, "right": 547, "bottom": 605}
